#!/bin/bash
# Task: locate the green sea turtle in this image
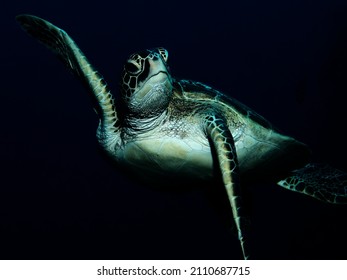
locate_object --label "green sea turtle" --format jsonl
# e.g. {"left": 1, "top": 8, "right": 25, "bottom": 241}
{"left": 16, "top": 15, "right": 347, "bottom": 259}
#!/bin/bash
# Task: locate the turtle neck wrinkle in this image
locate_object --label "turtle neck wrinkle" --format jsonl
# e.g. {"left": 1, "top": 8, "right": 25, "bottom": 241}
{"left": 124, "top": 109, "right": 168, "bottom": 137}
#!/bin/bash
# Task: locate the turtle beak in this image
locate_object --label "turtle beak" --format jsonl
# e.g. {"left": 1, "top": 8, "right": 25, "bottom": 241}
{"left": 148, "top": 57, "right": 168, "bottom": 77}
{"left": 135, "top": 57, "right": 170, "bottom": 98}
{"left": 135, "top": 71, "right": 170, "bottom": 101}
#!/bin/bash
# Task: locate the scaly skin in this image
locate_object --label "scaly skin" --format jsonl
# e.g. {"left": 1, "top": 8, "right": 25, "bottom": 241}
{"left": 17, "top": 15, "right": 347, "bottom": 260}
{"left": 204, "top": 114, "right": 249, "bottom": 259}
{"left": 15, "top": 15, "right": 120, "bottom": 148}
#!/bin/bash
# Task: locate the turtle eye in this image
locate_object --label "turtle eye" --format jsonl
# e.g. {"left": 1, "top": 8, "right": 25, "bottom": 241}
{"left": 158, "top": 48, "right": 168, "bottom": 62}
{"left": 125, "top": 61, "right": 141, "bottom": 75}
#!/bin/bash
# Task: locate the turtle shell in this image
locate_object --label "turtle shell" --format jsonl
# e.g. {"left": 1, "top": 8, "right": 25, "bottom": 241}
{"left": 175, "top": 79, "right": 276, "bottom": 131}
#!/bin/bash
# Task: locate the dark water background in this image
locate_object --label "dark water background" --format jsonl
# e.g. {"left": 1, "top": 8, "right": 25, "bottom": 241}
{"left": 1, "top": 0, "right": 347, "bottom": 259}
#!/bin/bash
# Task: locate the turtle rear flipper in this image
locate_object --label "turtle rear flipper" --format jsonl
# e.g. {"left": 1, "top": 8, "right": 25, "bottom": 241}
{"left": 277, "top": 163, "right": 347, "bottom": 204}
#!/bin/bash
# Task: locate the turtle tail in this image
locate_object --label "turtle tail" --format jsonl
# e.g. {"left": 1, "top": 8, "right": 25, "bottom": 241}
{"left": 16, "top": 15, "right": 120, "bottom": 137}
{"left": 277, "top": 163, "right": 347, "bottom": 204}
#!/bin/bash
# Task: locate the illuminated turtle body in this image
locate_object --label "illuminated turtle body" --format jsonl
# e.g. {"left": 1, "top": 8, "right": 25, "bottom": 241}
{"left": 17, "top": 15, "right": 347, "bottom": 259}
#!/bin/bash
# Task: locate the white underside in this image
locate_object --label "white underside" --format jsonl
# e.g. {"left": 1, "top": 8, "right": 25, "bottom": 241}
{"left": 116, "top": 122, "right": 297, "bottom": 182}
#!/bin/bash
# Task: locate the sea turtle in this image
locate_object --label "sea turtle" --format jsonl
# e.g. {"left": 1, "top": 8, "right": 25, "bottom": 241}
{"left": 16, "top": 15, "right": 347, "bottom": 259}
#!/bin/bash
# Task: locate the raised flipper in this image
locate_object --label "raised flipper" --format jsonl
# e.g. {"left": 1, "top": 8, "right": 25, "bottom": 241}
{"left": 16, "top": 15, "right": 119, "bottom": 144}
{"left": 278, "top": 163, "right": 347, "bottom": 204}
{"left": 204, "top": 115, "right": 250, "bottom": 259}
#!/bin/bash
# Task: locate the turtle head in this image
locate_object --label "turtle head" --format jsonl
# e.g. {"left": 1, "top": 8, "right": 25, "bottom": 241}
{"left": 120, "top": 47, "right": 173, "bottom": 118}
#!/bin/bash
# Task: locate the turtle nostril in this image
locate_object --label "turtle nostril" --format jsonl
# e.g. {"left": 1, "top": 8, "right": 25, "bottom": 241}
{"left": 125, "top": 61, "right": 141, "bottom": 74}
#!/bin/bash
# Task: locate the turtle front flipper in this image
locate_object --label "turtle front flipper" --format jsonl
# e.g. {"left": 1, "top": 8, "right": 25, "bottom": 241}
{"left": 16, "top": 15, "right": 120, "bottom": 140}
{"left": 204, "top": 115, "right": 250, "bottom": 259}
{"left": 278, "top": 163, "right": 347, "bottom": 204}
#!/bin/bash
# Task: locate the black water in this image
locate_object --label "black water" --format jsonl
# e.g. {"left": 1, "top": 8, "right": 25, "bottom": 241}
{"left": 1, "top": 0, "right": 347, "bottom": 259}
